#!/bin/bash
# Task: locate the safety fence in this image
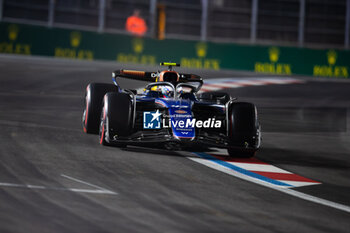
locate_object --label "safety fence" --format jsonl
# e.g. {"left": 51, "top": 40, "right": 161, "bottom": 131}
{"left": 1, "top": 0, "right": 349, "bottom": 49}
{"left": 0, "top": 22, "right": 349, "bottom": 78}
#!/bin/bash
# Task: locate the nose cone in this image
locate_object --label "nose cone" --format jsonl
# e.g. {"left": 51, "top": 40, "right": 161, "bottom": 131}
{"left": 168, "top": 102, "right": 195, "bottom": 140}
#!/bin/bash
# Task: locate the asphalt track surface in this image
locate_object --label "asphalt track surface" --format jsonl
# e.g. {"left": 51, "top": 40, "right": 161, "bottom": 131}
{"left": 0, "top": 54, "right": 349, "bottom": 233}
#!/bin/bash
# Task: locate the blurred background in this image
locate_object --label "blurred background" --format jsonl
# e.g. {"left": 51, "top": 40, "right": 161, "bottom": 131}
{"left": 1, "top": 0, "right": 349, "bottom": 49}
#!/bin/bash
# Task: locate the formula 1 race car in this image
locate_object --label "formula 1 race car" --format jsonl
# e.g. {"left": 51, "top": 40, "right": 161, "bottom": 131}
{"left": 82, "top": 63, "right": 261, "bottom": 157}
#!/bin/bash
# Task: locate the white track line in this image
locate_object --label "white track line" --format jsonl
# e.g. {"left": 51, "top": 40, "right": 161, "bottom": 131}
{"left": 0, "top": 182, "right": 116, "bottom": 194}
{"left": 0, "top": 175, "right": 117, "bottom": 195}
{"left": 278, "top": 181, "right": 321, "bottom": 187}
{"left": 278, "top": 188, "right": 350, "bottom": 213}
{"left": 226, "top": 162, "right": 292, "bottom": 174}
{"left": 61, "top": 174, "right": 117, "bottom": 194}
{"left": 0, "top": 182, "right": 46, "bottom": 189}
{"left": 184, "top": 152, "right": 350, "bottom": 214}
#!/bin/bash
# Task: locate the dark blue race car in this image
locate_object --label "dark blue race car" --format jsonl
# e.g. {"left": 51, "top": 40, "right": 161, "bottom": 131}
{"left": 82, "top": 63, "right": 261, "bottom": 157}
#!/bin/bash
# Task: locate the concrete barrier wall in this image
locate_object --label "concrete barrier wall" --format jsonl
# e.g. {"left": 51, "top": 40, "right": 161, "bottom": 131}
{"left": 0, "top": 22, "right": 349, "bottom": 78}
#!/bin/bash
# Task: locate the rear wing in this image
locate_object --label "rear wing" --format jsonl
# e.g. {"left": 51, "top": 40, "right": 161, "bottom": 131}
{"left": 112, "top": 69, "right": 203, "bottom": 84}
{"left": 112, "top": 69, "right": 157, "bottom": 82}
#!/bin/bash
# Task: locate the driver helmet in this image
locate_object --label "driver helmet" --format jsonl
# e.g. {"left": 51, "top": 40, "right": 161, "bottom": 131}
{"left": 176, "top": 86, "right": 184, "bottom": 95}
{"left": 159, "top": 86, "right": 173, "bottom": 98}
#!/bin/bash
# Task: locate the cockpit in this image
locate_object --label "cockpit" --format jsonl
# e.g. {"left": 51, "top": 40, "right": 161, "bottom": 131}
{"left": 144, "top": 82, "right": 200, "bottom": 100}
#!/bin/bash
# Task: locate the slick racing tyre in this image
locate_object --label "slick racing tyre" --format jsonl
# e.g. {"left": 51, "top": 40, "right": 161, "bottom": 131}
{"left": 197, "top": 91, "right": 231, "bottom": 104}
{"left": 82, "top": 83, "right": 117, "bottom": 134}
{"left": 227, "top": 102, "right": 260, "bottom": 158}
{"left": 99, "top": 92, "right": 133, "bottom": 147}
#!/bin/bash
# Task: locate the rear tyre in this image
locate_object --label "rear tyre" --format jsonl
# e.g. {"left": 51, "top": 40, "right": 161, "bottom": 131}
{"left": 82, "top": 83, "right": 117, "bottom": 134}
{"left": 99, "top": 92, "right": 133, "bottom": 147}
{"left": 197, "top": 91, "right": 231, "bottom": 104}
{"left": 227, "top": 102, "right": 260, "bottom": 158}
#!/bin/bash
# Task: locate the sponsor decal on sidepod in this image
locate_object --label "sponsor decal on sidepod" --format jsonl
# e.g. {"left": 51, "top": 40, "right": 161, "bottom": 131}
{"left": 143, "top": 110, "right": 221, "bottom": 129}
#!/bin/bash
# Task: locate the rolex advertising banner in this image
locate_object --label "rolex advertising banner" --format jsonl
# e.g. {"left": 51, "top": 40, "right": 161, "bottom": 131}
{"left": 0, "top": 22, "right": 349, "bottom": 78}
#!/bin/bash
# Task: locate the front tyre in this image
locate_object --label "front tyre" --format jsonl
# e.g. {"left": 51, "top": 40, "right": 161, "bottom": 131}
{"left": 82, "top": 83, "right": 117, "bottom": 134}
{"left": 99, "top": 92, "right": 133, "bottom": 147}
{"left": 227, "top": 102, "right": 260, "bottom": 158}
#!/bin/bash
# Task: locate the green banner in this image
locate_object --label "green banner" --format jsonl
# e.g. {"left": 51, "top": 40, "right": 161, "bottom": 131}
{"left": 0, "top": 22, "right": 349, "bottom": 78}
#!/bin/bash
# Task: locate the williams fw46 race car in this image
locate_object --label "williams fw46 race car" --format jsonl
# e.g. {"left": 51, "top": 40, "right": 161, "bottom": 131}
{"left": 82, "top": 63, "right": 261, "bottom": 157}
